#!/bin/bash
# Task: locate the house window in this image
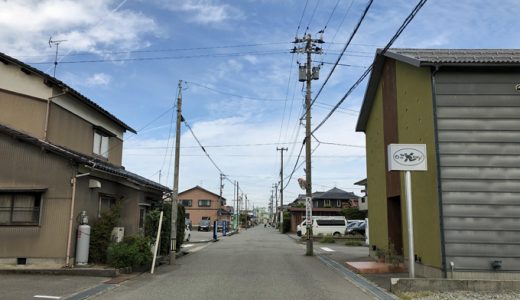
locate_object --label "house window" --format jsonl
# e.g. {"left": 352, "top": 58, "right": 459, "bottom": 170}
{"left": 138, "top": 207, "right": 146, "bottom": 233}
{"left": 98, "top": 195, "right": 116, "bottom": 217}
{"left": 198, "top": 199, "right": 211, "bottom": 207}
{"left": 93, "top": 131, "right": 109, "bottom": 158}
{"left": 313, "top": 200, "right": 319, "bottom": 208}
{"left": 324, "top": 200, "right": 331, "bottom": 207}
{"left": 0, "top": 192, "right": 42, "bottom": 225}
{"left": 336, "top": 200, "right": 341, "bottom": 208}
{"left": 180, "top": 199, "right": 192, "bottom": 207}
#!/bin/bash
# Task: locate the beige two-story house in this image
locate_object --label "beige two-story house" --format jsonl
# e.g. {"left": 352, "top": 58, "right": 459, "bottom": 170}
{"left": 178, "top": 186, "right": 227, "bottom": 229}
{"left": 0, "top": 52, "right": 170, "bottom": 267}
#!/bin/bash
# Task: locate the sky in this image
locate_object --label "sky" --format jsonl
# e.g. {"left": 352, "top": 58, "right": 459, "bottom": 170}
{"left": 1, "top": 0, "right": 520, "bottom": 209}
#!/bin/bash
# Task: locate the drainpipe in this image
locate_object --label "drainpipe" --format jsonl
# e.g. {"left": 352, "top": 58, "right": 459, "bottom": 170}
{"left": 44, "top": 88, "right": 68, "bottom": 140}
{"left": 430, "top": 65, "right": 448, "bottom": 278}
{"left": 65, "top": 172, "right": 90, "bottom": 267}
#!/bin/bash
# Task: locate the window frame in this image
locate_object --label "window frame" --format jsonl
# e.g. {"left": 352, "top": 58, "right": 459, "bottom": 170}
{"left": 180, "top": 199, "right": 193, "bottom": 207}
{"left": 93, "top": 130, "right": 110, "bottom": 158}
{"left": 0, "top": 192, "right": 43, "bottom": 226}
{"left": 324, "top": 199, "right": 331, "bottom": 207}
{"left": 98, "top": 194, "right": 116, "bottom": 218}
{"left": 198, "top": 199, "right": 211, "bottom": 207}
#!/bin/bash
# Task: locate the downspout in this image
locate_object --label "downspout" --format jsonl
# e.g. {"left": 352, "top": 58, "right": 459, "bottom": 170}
{"left": 430, "top": 65, "right": 448, "bottom": 278}
{"left": 44, "top": 88, "right": 68, "bottom": 140}
{"left": 65, "top": 172, "right": 90, "bottom": 267}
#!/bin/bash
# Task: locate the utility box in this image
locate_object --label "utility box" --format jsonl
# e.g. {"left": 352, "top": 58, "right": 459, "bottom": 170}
{"left": 111, "top": 227, "right": 124, "bottom": 243}
{"left": 299, "top": 65, "right": 306, "bottom": 82}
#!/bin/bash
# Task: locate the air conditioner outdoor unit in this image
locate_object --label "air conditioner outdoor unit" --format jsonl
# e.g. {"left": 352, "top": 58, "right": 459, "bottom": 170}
{"left": 111, "top": 227, "right": 124, "bottom": 243}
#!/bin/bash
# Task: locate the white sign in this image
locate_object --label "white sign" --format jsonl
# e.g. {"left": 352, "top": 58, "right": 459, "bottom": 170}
{"left": 305, "top": 197, "right": 312, "bottom": 225}
{"left": 388, "top": 144, "right": 427, "bottom": 171}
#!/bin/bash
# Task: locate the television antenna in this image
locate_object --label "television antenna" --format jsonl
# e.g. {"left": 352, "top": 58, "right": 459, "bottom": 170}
{"left": 49, "top": 36, "right": 67, "bottom": 78}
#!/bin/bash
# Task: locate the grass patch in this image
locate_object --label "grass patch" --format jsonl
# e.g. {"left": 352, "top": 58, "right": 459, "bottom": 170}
{"left": 319, "top": 236, "right": 335, "bottom": 243}
{"left": 344, "top": 240, "right": 364, "bottom": 246}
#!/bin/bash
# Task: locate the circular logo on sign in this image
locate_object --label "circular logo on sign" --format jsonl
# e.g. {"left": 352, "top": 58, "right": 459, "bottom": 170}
{"left": 393, "top": 148, "right": 425, "bottom": 166}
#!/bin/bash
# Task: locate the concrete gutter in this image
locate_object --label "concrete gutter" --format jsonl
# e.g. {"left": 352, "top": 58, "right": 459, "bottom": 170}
{"left": 0, "top": 266, "right": 126, "bottom": 277}
{"left": 391, "top": 278, "right": 520, "bottom": 293}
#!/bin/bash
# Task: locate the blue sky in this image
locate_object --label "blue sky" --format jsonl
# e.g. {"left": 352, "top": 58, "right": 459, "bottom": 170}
{"left": 2, "top": 0, "right": 520, "bottom": 208}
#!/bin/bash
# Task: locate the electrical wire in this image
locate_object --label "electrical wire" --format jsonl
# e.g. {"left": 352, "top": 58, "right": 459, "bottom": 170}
{"left": 29, "top": 50, "right": 289, "bottom": 65}
{"left": 186, "top": 81, "right": 286, "bottom": 101}
{"left": 312, "top": 0, "right": 428, "bottom": 134}
{"left": 303, "top": 0, "right": 374, "bottom": 120}
{"left": 322, "top": 0, "right": 341, "bottom": 31}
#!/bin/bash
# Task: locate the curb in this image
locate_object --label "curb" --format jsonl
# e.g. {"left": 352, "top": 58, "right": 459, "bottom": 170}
{"left": 0, "top": 267, "right": 122, "bottom": 277}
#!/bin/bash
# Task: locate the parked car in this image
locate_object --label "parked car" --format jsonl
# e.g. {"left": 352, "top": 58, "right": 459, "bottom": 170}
{"left": 346, "top": 220, "right": 364, "bottom": 234}
{"left": 296, "top": 216, "right": 347, "bottom": 237}
{"left": 184, "top": 225, "right": 191, "bottom": 242}
{"left": 198, "top": 219, "right": 211, "bottom": 231}
{"left": 346, "top": 220, "right": 366, "bottom": 235}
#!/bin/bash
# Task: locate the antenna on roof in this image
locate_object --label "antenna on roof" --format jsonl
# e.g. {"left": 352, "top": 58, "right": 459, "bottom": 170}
{"left": 49, "top": 36, "right": 67, "bottom": 78}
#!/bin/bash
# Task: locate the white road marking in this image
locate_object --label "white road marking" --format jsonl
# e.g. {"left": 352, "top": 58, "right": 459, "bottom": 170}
{"left": 34, "top": 296, "right": 61, "bottom": 299}
{"left": 320, "top": 247, "right": 335, "bottom": 252}
{"left": 182, "top": 244, "right": 194, "bottom": 248}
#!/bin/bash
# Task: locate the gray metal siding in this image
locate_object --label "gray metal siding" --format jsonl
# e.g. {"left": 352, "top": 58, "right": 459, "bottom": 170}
{"left": 435, "top": 70, "right": 520, "bottom": 272}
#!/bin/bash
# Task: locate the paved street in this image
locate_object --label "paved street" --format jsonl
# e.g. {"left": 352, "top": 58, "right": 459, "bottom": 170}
{"left": 93, "top": 226, "right": 376, "bottom": 300}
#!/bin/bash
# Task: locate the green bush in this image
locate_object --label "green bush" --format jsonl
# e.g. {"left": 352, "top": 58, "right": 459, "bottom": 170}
{"left": 345, "top": 240, "right": 364, "bottom": 246}
{"left": 340, "top": 207, "right": 367, "bottom": 220}
{"left": 145, "top": 203, "right": 171, "bottom": 256}
{"left": 176, "top": 204, "right": 185, "bottom": 252}
{"left": 319, "top": 235, "right": 335, "bottom": 243}
{"left": 107, "top": 236, "right": 152, "bottom": 269}
{"left": 89, "top": 204, "right": 121, "bottom": 264}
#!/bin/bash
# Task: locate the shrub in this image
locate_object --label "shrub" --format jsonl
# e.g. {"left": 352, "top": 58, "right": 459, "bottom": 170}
{"left": 145, "top": 203, "right": 171, "bottom": 256}
{"left": 340, "top": 207, "right": 367, "bottom": 220}
{"left": 176, "top": 204, "right": 185, "bottom": 252}
{"left": 107, "top": 236, "right": 152, "bottom": 269}
{"left": 89, "top": 204, "right": 121, "bottom": 264}
{"left": 345, "top": 240, "right": 364, "bottom": 247}
{"left": 319, "top": 235, "right": 335, "bottom": 243}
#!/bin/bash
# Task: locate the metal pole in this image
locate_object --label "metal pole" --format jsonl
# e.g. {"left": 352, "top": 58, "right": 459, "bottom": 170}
{"left": 150, "top": 210, "right": 164, "bottom": 274}
{"left": 277, "top": 147, "right": 288, "bottom": 232}
{"left": 304, "top": 34, "right": 314, "bottom": 256}
{"left": 405, "top": 170, "right": 415, "bottom": 278}
{"left": 170, "top": 80, "right": 182, "bottom": 264}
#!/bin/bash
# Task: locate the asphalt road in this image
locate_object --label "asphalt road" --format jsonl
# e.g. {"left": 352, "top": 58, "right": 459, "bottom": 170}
{"left": 93, "top": 226, "right": 375, "bottom": 300}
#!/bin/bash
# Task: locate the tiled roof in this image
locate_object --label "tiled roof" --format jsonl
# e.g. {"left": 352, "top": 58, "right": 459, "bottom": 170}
{"left": 0, "top": 52, "right": 136, "bottom": 133}
{"left": 315, "top": 187, "right": 357, "bottom": 200}
{"left": 0, "top": 123, "right": 169, "bottom": 192}
{"left": 384, "top": 48, "right": 520, "bottom": 66}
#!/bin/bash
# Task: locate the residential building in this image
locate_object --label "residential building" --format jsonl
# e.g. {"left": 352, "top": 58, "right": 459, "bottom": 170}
{"left": 356, "top": 48, "right": 520, "bottom": 279}
{"left": 0, "top": 52, "right": 170, "bottom": 267}
{"left": 178, "top": 186, "right": 226, "bottom": 229}
{"left": 287, "top": 187, "right": 359, "bottom": 232}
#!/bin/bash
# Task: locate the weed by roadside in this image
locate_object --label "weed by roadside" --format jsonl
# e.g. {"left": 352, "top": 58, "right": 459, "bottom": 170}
{"left": 319, "top": 236, "right": 335, "bottom": 243}
{"left": 344, "top": 240, "right": 364, "bottom": 246}
{"left": 396, "top": 291, "right": 434, "bottom": 300}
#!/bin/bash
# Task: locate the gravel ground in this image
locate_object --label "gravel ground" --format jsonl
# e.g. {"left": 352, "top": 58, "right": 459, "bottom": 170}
{"left": 401, "top": 291, "right": 520, "bottom": 300}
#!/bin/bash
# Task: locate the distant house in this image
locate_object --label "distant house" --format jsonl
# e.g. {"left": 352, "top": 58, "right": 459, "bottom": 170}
{"left": 356, "top": 48, "right": 520, "bottom": 279}
{"left": 287, "top": 187, "right": 359, "bottom": 232}
{"left": 178, "top": 186, "right": 227, "bottom": 229}
{"left": 0, "top": 52, "right": 170, "bottom": 267}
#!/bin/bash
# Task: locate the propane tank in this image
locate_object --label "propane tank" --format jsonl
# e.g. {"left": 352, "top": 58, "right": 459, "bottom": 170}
{"left": 75, "top": 211, "right": 90, "bottom": 265}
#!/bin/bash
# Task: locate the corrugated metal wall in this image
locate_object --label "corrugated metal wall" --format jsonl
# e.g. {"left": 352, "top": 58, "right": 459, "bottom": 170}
{"left": 435, "top": 70, "right": 520, "bottom": 271}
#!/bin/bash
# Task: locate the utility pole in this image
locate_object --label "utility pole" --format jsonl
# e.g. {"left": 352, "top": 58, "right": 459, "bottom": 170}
{"left": 170, "top": 80, "right": 183, "bottom": 264}
{"left": 273, "top": 183, "right": 278, "bottom": 225}
{"left": 277, "top": 147, "right": 288, "bottom": 232}
{"left": 292, "top": 33, "right": 323, "bottom": 256}
{"left": 270, "top": 189, "right": 274, "bottom": 223}
{"left": 245, "top": 194, "right": 248, "bottom": 230}
{"left": 218, "top": 173, "right": 225, "bottom": 221}
{"left": 236, "top": 182, "right": 240, "bottom": 230}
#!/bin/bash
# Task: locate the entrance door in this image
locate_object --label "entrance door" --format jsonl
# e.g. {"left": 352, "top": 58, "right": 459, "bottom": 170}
{"left": 387, "top": 196, "right": 403, "bottom": 255}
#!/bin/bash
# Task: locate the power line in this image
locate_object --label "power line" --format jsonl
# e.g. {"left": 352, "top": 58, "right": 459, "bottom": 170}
{"left": 304, "top": 0, "right": 374, "bottom": 120}
{"left": 183, "top": 116, "right": 225, "bottom": 175}
{"left": 322, "top": 0, "right": 341, "bottom": 31}
{"left": 186, "top": 81, "right": 286, "bottom": 101}
{"left": 312, "top": 0, "right": 428, "bottom": 134}
{"left": 295, "top": 0, "right": 310, "bottom": 37}
{"left": 28, "top": 50, "right": 289, "bottom": 65}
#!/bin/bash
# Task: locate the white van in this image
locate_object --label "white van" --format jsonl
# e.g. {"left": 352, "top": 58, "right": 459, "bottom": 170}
{"left": 296, "top": 216, "right": 347, "bottom": 237}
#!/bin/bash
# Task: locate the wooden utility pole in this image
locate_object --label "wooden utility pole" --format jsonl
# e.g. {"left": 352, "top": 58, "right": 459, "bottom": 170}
{"left": 218, "top": 173, "right": 225, "bottom": 221}
{"left": 277, "top": 147, "right": 288, "bottom": 232}
{"left": 292, "top": 34, "right": 323, "bottom": 256}
{"left": 273, "top": 183, "right": 278, "bottom": 225}
{"left": 170, "top": 80, "right": 182, "bottom": 264}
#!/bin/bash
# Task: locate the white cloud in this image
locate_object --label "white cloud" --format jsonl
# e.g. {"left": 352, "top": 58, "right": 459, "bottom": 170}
{"left": 0, "top": 0, "right": 158, "bottom": 59}
{"left": 86, "top": 73, "right": 112, "bottom": 86}
{"left": 156, "top": 0, "right": 244, "bottom": 24}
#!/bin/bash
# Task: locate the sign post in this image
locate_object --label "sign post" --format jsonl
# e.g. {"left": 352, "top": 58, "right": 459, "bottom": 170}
{"left": 305, "top": 196, "right": 312, "bottom": 241}
{"left": 388, "top": 144, "right": 427, "bottom": 278}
